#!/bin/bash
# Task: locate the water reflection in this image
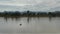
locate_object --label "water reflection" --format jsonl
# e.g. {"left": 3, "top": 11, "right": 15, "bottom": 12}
{"left": 0, "top": 17, "right": 60, "bottom": 33}
{"left": 49, "top": 17, "right": 52, "bottom": 22}
{"left": 15, "top": 17, "right": 20, "bottom": 21}
{"left": 27, "top": 17, "right": 29, "bottom": 23}
{"left": 4, "top": 17, "right": 8, "bottom": 22}
{"left": 3, "top": 17, "right": 53, "bottom": 23}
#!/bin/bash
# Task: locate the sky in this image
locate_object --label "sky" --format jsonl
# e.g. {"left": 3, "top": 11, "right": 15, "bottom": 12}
{"left": 0, "top": 0, "right": 60, "bottom": 12}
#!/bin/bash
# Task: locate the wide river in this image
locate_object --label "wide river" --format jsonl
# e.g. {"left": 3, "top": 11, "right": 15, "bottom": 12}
{"left": 0, "top": 17, "right": 60, "bottom": 34}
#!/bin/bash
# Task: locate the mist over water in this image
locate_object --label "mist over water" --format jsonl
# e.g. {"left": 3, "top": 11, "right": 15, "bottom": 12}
{"left": 0, "top": 17, "right": 60, "bottom": 34}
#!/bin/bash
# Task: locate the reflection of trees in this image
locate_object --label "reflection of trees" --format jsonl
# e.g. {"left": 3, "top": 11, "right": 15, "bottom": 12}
{"left": 4, "top": 17, "right": 8, "bottom": 22}
{"left": 1, "top": 10, "right": 60, "bottom": 23}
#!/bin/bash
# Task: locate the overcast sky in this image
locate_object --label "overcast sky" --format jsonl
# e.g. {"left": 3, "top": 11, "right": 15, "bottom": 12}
{"left": 0, "top": 0, "right": 60, "bottom": 12}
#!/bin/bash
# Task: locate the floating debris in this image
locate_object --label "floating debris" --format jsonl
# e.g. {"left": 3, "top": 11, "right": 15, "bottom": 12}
{"left": 20, "top": 24, "right": 22, "bottom": 26}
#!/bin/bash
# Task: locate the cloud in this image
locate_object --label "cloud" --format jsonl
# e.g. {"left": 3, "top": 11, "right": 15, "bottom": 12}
{"left": 0, "top": 0, "right": 60, "bottom": 11}
{"left": 0, "top": 0, "right": 43, "bottom": 6}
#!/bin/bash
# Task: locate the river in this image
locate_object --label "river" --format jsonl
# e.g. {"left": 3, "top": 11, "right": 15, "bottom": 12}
{"left": 0, "top": 17, "right": 60, "bottom": 34}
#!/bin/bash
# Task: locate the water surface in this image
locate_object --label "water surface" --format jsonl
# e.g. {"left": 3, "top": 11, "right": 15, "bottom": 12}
{"left": 0, "top": 17, "right": 60, "bottom": 34}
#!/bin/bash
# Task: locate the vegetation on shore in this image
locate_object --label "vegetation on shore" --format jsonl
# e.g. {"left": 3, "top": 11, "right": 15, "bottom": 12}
{"left": 0, "top": 10, "right": 60, "bottom": 17}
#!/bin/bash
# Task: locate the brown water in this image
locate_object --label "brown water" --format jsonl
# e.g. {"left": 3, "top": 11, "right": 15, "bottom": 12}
{"left": 0, "top": 17, "right": 60, "bottom": 34}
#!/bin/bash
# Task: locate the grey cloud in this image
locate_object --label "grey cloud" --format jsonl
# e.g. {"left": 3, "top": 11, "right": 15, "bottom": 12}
{"left": 0, "top": 0, "right": 60, "bottom": 12}
{"left": 0, "top": 0, "right": 13, "bottom": 1}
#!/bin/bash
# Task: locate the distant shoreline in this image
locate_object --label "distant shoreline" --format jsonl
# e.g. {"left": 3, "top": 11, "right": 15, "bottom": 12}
{"left": 0, "top": 10, "right": 60, "bottom": 17}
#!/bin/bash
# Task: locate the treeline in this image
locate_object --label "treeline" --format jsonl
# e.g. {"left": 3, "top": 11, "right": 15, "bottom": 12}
{"left": 0, "top": 10, "right": 60, "bottom": 17}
